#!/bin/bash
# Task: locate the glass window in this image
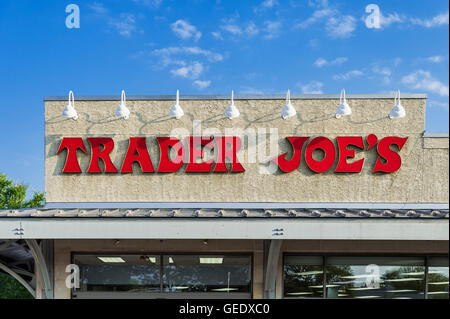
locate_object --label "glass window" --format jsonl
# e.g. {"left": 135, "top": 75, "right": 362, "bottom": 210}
{"left": 284, "top": 256, "right": 324, "bottom": 298}
{"left": 326, "top": 257, "right": 425, "bottom": 299}
{"left": 428, "top": 257, "right": 449, "bottom": 299}
{"left": 162, "top": 255, "right": 251, "bottom": 293}
{"left": 73, "top": 254, "right": 161, "bottom": 292}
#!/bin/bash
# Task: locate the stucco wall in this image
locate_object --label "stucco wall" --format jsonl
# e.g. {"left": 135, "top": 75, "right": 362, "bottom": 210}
{"left": 45, "top": 97, "right": 449, "bottom": 203}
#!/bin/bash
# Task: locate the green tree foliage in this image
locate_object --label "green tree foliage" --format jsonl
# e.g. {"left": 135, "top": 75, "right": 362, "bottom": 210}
{"left": 0, "top": 274, "right": 33, "bottom": 299}
{"left": 0, "top": 173, "right": 45, "bottom": 299}
{"left": 0, "top": 173, "right": 45, "bottom": 209}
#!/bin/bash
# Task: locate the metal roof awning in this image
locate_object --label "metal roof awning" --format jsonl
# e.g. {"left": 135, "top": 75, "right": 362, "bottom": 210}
{"left": 0, "top": 207, "right": 448, "bottom": 241}
{"left": 0, "top": 207, "right": 449, "bottom": 218}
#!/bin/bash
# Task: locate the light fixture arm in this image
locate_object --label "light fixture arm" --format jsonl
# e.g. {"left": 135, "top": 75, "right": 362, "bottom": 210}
{"left": 121, "top": 90, "right": 126, "bottom": 105}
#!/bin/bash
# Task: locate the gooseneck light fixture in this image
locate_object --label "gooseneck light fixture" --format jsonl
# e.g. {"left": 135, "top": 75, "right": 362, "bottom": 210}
{"left": 115, "top": 90, "right": 130, "bottom": 120}
{"left": 169, "top": 89, "right": 184, "bottom": 119}
{"left": 281, "top": 89, "right": 297, "bottom": 119}
{"left": 62, "top": 90, "right": 78, "bottom": 120}
{"left": 335, "top": 89, "right": 352, "bottom": 119}
{"left": 224, "top": 90, "right": 240, "bottom": 119}
{"left": 389, "top": 90, "right": 406, "bottom": 119}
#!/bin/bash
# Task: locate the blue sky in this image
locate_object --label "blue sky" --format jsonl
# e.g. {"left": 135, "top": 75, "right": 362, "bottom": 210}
{"left": 0, "top": 0, "right": 448, "bottom": 196}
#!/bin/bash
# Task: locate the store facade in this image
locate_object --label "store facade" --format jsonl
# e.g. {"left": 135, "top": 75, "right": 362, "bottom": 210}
{"left": 0, "top": 93, "right": 448, "bottom": 299}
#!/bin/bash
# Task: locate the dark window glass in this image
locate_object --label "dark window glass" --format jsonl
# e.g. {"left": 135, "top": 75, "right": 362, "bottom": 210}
{"left": 73, "top": 255, "right": 161, "bottom": 292}
{"left": 326, "top": 257, "right": 425, "bottom": 299}
{"left": 428, "top": 257, "right": 449, "bottom": 299}
{"left": 284, "top": 256, "right": 324, "bottom": 298}
{"left": 162, "top": 255, "right": 251, "bottom": 293}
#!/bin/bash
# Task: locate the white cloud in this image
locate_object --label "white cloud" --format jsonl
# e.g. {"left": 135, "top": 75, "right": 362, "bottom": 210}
{"left": 261, "top": 0, "right": 278, "bottom": 8}
{"left": 245, "top": 22, "right": 260, "bottom": 37}
{"left": 333, "top": 70, "right": 363, "bottom": 80}
{"left": 372, "top": 66, "right": 391, "bottom": 76}
{"left": 171, "top": 20, "right": 202, "bottom": 41}
{"left": 152, "top": 46, "right": 223, "bottom": 63}
{"left": 299, "top": 81, "right": 324, "bottom": 94}
{"left": 379, "top": 12, "right": 405, "bottom": 28}
{"left": 402, "top": 70, "right": 449, "bottom": 97}
{"left": 296, "top": 8, "right": 335, "bottom": 29}
{"left": 295, "top": 1, "right": 356, "bottom": 38}
{"left": 218, "top": 19, "right": 260, "bottom": 38}
{"left": 326, "top": 15, "right": 356, "bottom": 39}
{"left": 193, "top": 80, "right": 211, "bottom": 90}
{"left": 89, "top": 2, "right": 108, "bottom": 14}
{"left": 254, "top": 0, "right": 279, "bottom": 13}
{"left": 211, "top": 31, "right": 224, "bottom": 39}
{"left": 109, "top": 13, "right": 137, "bottom": 37}
{"left": 132, "top": 0, "right": 163, "bottom": 8}
{"left": 372, "top": 66, "right": 392, "bottom": 84}
{"left": 88, "top": 4, "right": 139, "bottom": 37}
{"left": 221, "top": 23, "right": 243, "bottom": 36}
{"left": 426, "top": 56, "right": 446, "bottom": 63}
{"left": 263, "top": 21, "right": 282, "bottom": 39}
{"left": 170, "top": 61, "right": 204, "bottom": 79}
{"left": 314, "top": 57, "right": 347, "bottom": 67}
{"left": 411, "top": 11, "right": 449, "bottom": 28}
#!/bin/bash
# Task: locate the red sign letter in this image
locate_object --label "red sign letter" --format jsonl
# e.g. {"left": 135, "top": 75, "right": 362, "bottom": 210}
{"left": 305, "top": 137, "right": 336, "bottom": 173}
{"left": 157, "top": 137, "right": 185, "bottom": 173}
{"left": 273, "top": 137, "right": 309, "bottom": 172}
{"left": 373, "top": 136, "right": 408, "bottom": 173}
{"left": 335, "top": 136, "right": 365, "bottom": 173}
{"left": 185, "top": 137, "right": 214, "bottom": 172}
{"left": 213, "top": 137, "right": 245, "bottom": 173}
{"left": 87, "top": 138, "right": 118, "bottom": 173}
{"left": 121, "top": 137, "right": 154, "bottom": 173}
{"left": 57, "top": 138, "right": 87, "bottom": 173}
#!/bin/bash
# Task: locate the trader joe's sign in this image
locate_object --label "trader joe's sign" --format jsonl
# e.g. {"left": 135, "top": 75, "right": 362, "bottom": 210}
{"left": 56, "top": 135, "right": 407, "bottom": 174}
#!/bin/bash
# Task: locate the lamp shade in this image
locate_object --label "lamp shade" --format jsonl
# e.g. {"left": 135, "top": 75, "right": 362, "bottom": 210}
{"left": 115, "top": 90, "right": 130, "bottom": 119}
{"left": 389, "top": 90, "right": 406, "bottom": 119}
{"left": 336, "top": 89, "right": 352, "bottom": 118}
{"left": 224, "top": 90, "right": 240, "bottom": 119}
{"left": 62, "top": 90, "right": 78, "bottom": 120}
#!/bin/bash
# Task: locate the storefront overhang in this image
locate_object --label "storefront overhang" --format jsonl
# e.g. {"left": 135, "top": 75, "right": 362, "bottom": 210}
{"left": 0, "top": 207, "right": 447, "bottom": 240}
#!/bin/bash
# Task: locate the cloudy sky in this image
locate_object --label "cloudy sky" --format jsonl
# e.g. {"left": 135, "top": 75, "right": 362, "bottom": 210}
{"left": 0, "top": 0, "right": 448, "bottom": 195}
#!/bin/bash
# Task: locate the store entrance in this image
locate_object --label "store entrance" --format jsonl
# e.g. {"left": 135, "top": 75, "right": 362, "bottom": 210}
{"left": 72, "top": 253, "right": 252, "bottom": 299}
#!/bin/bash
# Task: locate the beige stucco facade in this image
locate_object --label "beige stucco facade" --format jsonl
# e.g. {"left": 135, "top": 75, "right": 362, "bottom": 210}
{"left": 37, "top": 94, "right": 449, "bottom": 300}
{"left": 45, "top": 96, "right": 449, "bottom": 204}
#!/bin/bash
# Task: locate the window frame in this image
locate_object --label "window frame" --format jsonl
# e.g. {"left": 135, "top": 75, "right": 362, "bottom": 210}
{"left": 70, "top": 251, "right": 254, "bottom": 299}
{"left": 282, "top": 253, "right": 449, "bottom": 300}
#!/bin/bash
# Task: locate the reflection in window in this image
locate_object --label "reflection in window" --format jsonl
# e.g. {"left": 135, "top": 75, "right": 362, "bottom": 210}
{"left": 428, "top": 257, "right": 449, "bottom": 299}
{"left": 326, "top": 257, "right": 425, "bottom": 299}
{"left": 162, "top": 255, "right": 251, "bottom": 293}
{"left": 74, "top": 255, "right": 161, "bottom": 292}
{"left": 284, "top": 256, "right": 324, "bottom": 298}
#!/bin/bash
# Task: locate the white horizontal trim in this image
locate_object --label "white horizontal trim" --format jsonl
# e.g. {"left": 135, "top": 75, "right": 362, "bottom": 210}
{"left": 44, "top": 93, "right": 427, "bottom": 101}
{"left": 44, "top": 202, "right": 449, "bottom": 210}
{"left": 1, "top": 218, "right": 448, "bottom": 240}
